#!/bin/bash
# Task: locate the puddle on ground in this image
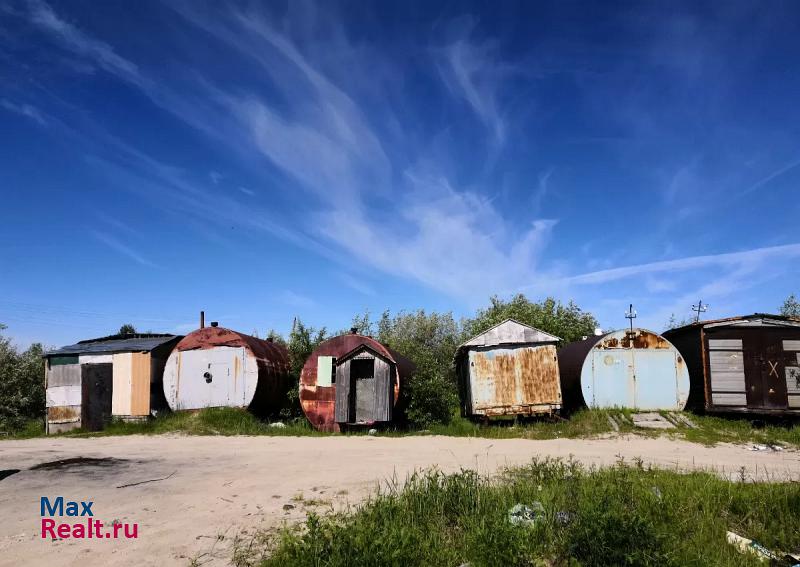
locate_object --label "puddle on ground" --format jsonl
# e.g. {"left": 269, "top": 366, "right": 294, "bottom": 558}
{"left": 0, "top": 469, "right": 20, "bottom": 481}
{"left": 29, "top": 457, "right": 128, "bottom": 471}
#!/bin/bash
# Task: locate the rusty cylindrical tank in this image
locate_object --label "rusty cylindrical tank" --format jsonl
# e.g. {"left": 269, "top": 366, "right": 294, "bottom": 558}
{"left": 300, "top": 333, "right": 412, "bottom": 432}
{"left": 163, "top": 326, "right": 290, "bottom": 415}
{"left": 558, "top": 328, "right": 690, "bottom": 412}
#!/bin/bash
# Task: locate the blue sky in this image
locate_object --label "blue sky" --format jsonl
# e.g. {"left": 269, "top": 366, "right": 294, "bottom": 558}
{"left": 2, "top": 1, "right": 800, "bottom": 348}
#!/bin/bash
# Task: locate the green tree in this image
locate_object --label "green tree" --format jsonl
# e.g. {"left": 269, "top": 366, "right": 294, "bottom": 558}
{"left": 664, "top": 313, "right": 694, "bottom": 331}
{"left": 265, "top": 329, "right": 287, "bottom": 346}
{"left": 280, "top": 319, "right": 328, "bottom": 418}
{"left": 368, "top": 309, "right": 463, "bottom": 427}
{"left": 0, "top": 324, "right": 46, "bottom": 431}
{"left": 780, "top": 294, "right": 800, "bottom": 318}
{"left": 465, "top": 294, "right": 598, "bottom": 343}
{"left": 119, "top": 323, "right": 136, "bottom": 335}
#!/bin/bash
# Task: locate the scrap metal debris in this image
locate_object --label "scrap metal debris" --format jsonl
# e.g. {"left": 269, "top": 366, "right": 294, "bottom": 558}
{"left": 727, "top": 530, "right": 800, "bottom": 565}
{"left": 749, "top": 444, "right": 785, "bottom": 452}
{"left": 508, "top": 502, "right": 545, "bottom": 526}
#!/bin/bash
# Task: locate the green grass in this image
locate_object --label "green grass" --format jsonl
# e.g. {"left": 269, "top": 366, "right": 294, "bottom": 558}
{"left": 37, "top": 408, "right": 329, "bottom": 438}
{"left": 4, "top": 407, "right": 800, "bottom": 449}
{"left": 255, "top": 459, "right": 800, "bottom": 567}
{"left": 1, "top": 419, "right": 45, "bottom": 439}
{"left": 420, "top": 409, "right": 800, "bottom": 448}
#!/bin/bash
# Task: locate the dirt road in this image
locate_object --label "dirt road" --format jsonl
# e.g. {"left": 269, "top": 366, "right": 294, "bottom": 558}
{"left": 1, "top": 434, "right": 798, "bottom": 566}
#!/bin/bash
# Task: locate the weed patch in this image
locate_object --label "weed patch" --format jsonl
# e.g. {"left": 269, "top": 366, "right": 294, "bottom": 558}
{"left": 258, "top": 460, "right": 800, "bottom": 567}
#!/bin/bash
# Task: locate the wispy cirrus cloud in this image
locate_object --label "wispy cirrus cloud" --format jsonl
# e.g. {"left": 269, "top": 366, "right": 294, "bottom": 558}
{"left": 27, "top": 0, "right": 145, "bottom": 87}
{"left": 90, "top": 229, "right": 156, "bottom": 267}
{"left": 18, "top": 0, "right": 800, "bottom": 319}
{"left": 1, "top": 98, "right": 47, "bottom": 125}
{"left": 437, "top": 24, "right": 508, "bottom": 144}
{"left": 565, "top": 242, "right": 800, "bottom": 286}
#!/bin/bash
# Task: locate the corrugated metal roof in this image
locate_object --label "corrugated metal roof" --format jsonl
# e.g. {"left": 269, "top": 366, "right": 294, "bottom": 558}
{"left": 45, "top": 334, "right": 180, "bottom": 356}
{"left": 668, "top": 313, "right": 800, "bottom": 333}
{"left": 461, "top": 319, "right": 561, "bottom": 348}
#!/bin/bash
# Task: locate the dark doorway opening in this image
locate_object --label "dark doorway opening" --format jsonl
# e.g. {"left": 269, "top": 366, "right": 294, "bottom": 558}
{"left": 350, "top": 358, "right": 375, "bottom": 423}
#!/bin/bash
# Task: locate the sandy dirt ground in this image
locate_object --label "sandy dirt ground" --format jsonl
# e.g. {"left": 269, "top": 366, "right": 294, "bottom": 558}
{"left": 1, "top": 434, "right": 798, "bottom": 567}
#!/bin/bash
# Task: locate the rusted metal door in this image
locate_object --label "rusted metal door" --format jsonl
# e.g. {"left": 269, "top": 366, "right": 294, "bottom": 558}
{"left": 81, "top": 363, "right": 112, "bottom": 431}
{"left": 743, "top": 332, "right": 788, "bottom": 409}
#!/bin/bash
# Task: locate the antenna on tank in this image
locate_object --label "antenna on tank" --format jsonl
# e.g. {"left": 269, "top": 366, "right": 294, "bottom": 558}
{"left": 624, "top": 304, "right": 637, "bottom": 334}
{"left": 691, "top": 300, "right": 708, "bottom": 323}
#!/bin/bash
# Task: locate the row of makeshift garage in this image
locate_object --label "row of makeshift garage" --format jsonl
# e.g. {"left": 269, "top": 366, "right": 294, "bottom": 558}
{"left": 43, "top": 313, "right": 800, "bottom": 434}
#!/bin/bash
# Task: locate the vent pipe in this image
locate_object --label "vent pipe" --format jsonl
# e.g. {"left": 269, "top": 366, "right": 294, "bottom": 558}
{"left": 200, "top": 311, "right": 205, "bottom": 329}
{"left": 210, "top": 321, "right": 219, "bottom": 328}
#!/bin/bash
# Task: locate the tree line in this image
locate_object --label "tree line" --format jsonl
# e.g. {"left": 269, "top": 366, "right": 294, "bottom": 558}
{"left": 2, "top": 293, "right": 798, "bottom": 432}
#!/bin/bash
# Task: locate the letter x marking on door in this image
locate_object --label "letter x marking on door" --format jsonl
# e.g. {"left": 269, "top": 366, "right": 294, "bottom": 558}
{"left": 767, "top": 360, "right": 779, "bottom": 378}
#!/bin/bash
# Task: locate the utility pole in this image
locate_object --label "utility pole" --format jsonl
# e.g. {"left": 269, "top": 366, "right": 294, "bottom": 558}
{"left": 691, "top": 300, "right": 708, "bottom": 323}
{"left": 624, "top": 303, "right": 637, "bottom": 333}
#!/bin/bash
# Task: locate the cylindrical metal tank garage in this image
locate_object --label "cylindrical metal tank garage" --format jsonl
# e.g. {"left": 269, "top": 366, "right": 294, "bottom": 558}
{"left": 300, "top": 330, "right": 413, "bottom": 432}
{"left": 163, "top": 324, "right": 290, "bottom": 415}
{"left": 559, "top": 328, "right": 690, "bottom": 411}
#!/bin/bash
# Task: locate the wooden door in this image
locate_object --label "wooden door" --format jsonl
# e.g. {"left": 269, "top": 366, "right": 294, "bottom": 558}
{"left": 82, "top": 363, "right": 113, "bottom": 431}
{"left": 742, "top": 331, "right": 788, "bottom": 409}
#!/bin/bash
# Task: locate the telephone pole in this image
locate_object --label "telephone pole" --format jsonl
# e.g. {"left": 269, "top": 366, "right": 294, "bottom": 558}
{"left": 691, "top": 300, "right": 708, "bottom": 323}
{"left": 624, "top": 304, "right": 637, "bottom": 333}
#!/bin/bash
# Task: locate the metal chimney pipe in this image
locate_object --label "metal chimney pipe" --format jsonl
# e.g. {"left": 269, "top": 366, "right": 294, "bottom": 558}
{"left": 200, "top": 311, "right": 205, "bottom": 329}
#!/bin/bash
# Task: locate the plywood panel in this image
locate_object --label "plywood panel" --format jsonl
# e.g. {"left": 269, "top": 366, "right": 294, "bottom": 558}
{"left": 112, "top": 353, "right": 133, "bottom": 416}
{"left": 130, "top": 352, "right": 151, "bottom": 416}
{"left": 317, "top": 356, "right": 334, "bottom": 387}
{"left": 46, "top": 385, "right": 81, "bottom": 407}
{"left": 708, "top": 339, "right": 743, "bottom": 349}
{"left": 47, "top": 364, "right": 81, "bottom": 387}
{"left": 709, "top": 351, "right": 744, "bottom": 371}
{"left": 47, "top": 405, "right": 81, "bottom": 423}
{"left": 711, "top": 392, "right": 747, "bottom": 405}
{"left": 79, "top": 354, "right": 113, "bottom": 364}
{"left": 786, "top": 367, "right": 800, "bottom": 394}
{"left": 334, "top": 360, "right": 351, "bottom": 422}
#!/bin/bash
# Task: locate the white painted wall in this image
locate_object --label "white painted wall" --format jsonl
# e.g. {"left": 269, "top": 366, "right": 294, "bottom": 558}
{"left": 162, "top": 346, "right": 258, "bottom": 411}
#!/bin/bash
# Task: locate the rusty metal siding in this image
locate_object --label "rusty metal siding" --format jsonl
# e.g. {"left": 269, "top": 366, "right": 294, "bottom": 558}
{"left": 466, "top": 345, "right": 561, "bottom": 416}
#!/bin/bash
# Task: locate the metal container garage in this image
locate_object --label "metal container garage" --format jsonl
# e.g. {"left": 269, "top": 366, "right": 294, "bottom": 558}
{"left": 44, "top": 333, "right": 181, "bottom": 434}
{"left": 559, "top": 328, "right": 690, "bottom": 411}
{"left": 663, "top": 314, "right": 800, "bottom": 415}
{"left": 454, "top": 319, "right": 562, "bottom": 419}
{"left": 162, "top": 324, "right": 290, "bottom": 414}
{"left": 299, "top": 330, "right": 413, "bottom": 432}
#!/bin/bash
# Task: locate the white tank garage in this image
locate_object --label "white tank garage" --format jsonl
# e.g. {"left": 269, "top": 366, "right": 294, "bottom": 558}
{"left": 163, "top": 325, "right": 290, "bottom": 414}
{"left": 558, "top": 328, "right": 690, "bottom": 411}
